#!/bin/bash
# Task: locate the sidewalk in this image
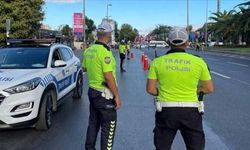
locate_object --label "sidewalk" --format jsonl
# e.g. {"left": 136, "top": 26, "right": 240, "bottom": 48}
{"left": 112, "top": 49, "right": 229, "bottom": 150}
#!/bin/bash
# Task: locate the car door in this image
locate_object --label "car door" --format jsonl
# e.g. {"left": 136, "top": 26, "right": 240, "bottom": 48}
{"left": 58, "top": 47, "right": 76, "bottom": 93}
{"left": 50, "top": 48, "right": 67, "bottom": 99}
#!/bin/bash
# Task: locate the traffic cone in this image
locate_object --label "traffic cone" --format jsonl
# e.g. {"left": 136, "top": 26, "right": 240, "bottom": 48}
{"left": 130, "top": 52, "right": 134, "bottom": 59}
{"left": 141, "top": 52, "right": 145, "bottom": 63}
{"left": 144, "top": 56, "right": 149, "bottom": 70}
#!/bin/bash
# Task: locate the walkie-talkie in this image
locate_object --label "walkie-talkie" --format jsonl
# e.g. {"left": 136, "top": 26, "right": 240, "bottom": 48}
{"left": 198, "top": 92, "right": 205, "bottom": 115}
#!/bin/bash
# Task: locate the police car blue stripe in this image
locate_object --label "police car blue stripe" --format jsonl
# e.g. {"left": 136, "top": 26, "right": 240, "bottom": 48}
{"left": 40, "top": 81, "right": 44, "bottom": 87}
{"left": 40, "top": 74, "right": 75, "bottom": 93}
{"left": 41, "top": 80, "right": 46, "bottom": 87}
{"left": 49, "top": 75, "right": 52, "bottom": 83}
{"left": 46, "top": 75, "right": 50, "bottom": 83}
{"left": 44, "top": 76, "right": 48, "bottom": 86}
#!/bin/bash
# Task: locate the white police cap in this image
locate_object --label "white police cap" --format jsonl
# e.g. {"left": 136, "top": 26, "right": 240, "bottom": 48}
{"left": 97, "top": 20, "right": 113, "bottom": 33}
{"left": 168, "top": 27, "right": 189, "bottom": 46}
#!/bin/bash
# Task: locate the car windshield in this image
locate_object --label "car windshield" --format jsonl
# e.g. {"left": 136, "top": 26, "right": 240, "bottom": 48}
{"left": 0, "top": 47, "right": 50, "bottom": 69}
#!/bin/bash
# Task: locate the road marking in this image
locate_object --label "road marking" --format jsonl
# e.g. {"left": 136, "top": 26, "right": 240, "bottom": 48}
{"left": 233, "top": 79, "right": 250, "bottom": 87}
{"left": 211, "top": 71, "right": 231, "bottom": 79}
{"left": 227, "top": 62, "right": 248, "bottom": 67}
{"left": 205, "top": 58, "right": 219, "bottom": 61}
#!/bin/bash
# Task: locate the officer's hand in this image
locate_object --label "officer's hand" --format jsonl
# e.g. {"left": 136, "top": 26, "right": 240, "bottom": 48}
{"left": 114, "top": 96, "right": 121, "bottom": 110}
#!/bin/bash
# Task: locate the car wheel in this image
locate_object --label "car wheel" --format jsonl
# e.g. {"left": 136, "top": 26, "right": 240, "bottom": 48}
{"left": 35, "top": 90, "right": 53, "bottom": 130}
{"left": 73, "top": 73, "right": 83, "bottom": 99}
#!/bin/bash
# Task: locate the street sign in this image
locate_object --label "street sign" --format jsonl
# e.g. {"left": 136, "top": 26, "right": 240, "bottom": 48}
{"left": 73, "top": 13, "right": 84, "bottom": 37}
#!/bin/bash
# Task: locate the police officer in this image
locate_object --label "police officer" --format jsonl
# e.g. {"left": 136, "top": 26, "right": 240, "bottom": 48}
{"left": 146, "top": 27, "right": 214, "bottom": 150}
{"left": 82, "top": 20, "right": 122, "bottom": 150}
{"left": 118, "top": 40, "right": 126, "bottom": 72}
{"left": 126, "top": 41, "right": 131, "bottom": 60}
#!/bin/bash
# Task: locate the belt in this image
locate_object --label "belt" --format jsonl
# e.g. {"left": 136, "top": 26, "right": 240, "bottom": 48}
{"left": 160, "top": 102, "right": 200, "bottom": 108}
{"left": 90, "top": 87, "right": 104, "bottom": 92}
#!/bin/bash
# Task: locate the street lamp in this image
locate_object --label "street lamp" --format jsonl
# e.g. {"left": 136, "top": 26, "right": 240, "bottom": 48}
{"left": 205, "top": 0, "right": 208, "bottom": 48}
{"left": 83, "top": 0, "right": 86, "bottom": 42}
{"left": 107, "top": 4, "right": 112, "bottom": 21}
{"left": 187, "top": 0, "right": 189, "bottom": 36}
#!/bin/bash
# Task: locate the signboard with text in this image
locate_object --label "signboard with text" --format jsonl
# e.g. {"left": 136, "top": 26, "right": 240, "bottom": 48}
{"left": 73, "top": 13, "right": 84, "bottom": 37}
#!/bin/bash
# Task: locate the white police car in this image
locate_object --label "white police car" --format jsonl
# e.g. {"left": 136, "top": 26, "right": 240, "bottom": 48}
{"left": 0, "top": 39, "right": 83, "bottom": 130}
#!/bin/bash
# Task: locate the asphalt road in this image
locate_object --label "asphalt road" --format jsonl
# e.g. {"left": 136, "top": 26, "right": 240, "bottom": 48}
{"left": 142, "top": 47, "right": 250, "bottom": 150}
{"left": 0, "top": 48, "right": 249, "bottom": 150}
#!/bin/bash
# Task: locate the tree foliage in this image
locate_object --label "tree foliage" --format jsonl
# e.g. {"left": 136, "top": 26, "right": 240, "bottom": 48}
{"left": 119, "top": 23, "right": 139, "bottom": 42}
{"left": 149, "top": 25, "right": 171, "bottom": 41}
{"left": 60, "top": 25, "right": 72, "bottom": 36}
{"left": 114, "top": 21, "right": 119, "bottom": 42}
{"left": 199, "top": 1, "right": 250, "bottom": 45}
{"left": 0, "top": 0, "right": 44, "bottom": 45}
{"left": 85, "top": 16, "right": 96, "bottom": 41}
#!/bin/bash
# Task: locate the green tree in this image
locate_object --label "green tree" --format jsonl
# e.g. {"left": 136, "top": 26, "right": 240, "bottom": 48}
{"left": 61, "top": 25, "right": 72, "bottom": 36}
{"left": 208, "top": 10, "right": 236, "bottom": 43}
{"left": 234, "top": 2, "right": 250, "bottom": 44}
{"left": 199, "top": 1, "right": 250, "bottom": 45}
{"left": 119, "top": 24, "right": 139, "bottom": 42}
{"left": 85, "top": 16, "right": 96, "bottom": 42}
{"left": 114, "top": 21, "right": 120, "bottom": 42}
{"left": 0, "top": 0, "right": 44, "bottom": 45}
{"left": 149, "top": 25, "right": 171, "bottom": 41}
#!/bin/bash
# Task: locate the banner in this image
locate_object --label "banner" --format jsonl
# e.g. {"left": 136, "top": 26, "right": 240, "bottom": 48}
{"left": 73, "top": 13, "right": 84, "bottom": 37}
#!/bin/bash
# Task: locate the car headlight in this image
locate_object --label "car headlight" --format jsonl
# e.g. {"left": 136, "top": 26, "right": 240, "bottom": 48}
{"left": 4, "top": 77, "right": 41, "bottom": 94}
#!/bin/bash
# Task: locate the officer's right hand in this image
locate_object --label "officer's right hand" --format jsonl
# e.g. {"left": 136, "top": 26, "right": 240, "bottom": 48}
{"left": 114, "top": 96, "right": 121, "bottom": 110}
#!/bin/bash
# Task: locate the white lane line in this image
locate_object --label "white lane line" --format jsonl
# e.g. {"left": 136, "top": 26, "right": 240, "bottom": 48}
{"left": 230, "top": 55, "right": 237, "bottom": 57}
{"left": 205, "top": 58, "right": 219, "bottom": 61}
{"left": 227, "top": 62, "right": 249, "bottom": 67}
{"left": 211, "top": 71, "right": 231, "bottom": 79}
{"left": 233, "top": 79, "right": 250, "bottom": 87}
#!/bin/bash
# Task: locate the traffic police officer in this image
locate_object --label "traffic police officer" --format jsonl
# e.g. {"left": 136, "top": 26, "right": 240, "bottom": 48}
{"left": 126, "top": 41, "right": 131, "bottom": 60}
{"left": 146, "top": 27, "right": 214, "bottom": 150}
{"left": 118, "top": 40, "right": 126, "bottom": 72}
{"left": 82, "top": 20, "right": 122, "bottom": 150}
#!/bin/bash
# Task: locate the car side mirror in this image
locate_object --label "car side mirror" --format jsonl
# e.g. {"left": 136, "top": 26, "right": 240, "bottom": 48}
{"left": 54, "top": 60, "right": 67, "bottom": 67}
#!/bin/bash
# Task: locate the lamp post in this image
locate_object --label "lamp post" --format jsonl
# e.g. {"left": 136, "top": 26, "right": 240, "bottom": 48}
{"left": 107, "top": 4, "right": 112, "bottom": 21}
{"left": 6, "top": 19, "right": 10, "bottom": 38}
{"left": 187, "top": 0, "right": 189, "bottom": 36}
{"left": 205, "top": 0, "right": 208, "bottom": 48}
{"left": 83, "top": 0, "right": 86, "bottom": 43}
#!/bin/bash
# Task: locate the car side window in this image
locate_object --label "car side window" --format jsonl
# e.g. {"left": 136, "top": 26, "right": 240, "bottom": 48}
{"left": 67, "top": 48, "right": 73, "bottom": 58}
{"left": 51, "top": 49, "right": 62, "bottom": 67}
{"left": 59, "top": 48, "right": 72, "bottom": 62}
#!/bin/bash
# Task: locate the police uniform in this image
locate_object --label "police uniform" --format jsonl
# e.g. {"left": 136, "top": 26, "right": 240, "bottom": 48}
{"left": 126, "top": 43, "right": 131, "bottom": 60}
{"left": 148, "top": 48, "right": 211, "bottom": 150}
{"left": 83, "top": 41, "right": 117, "bottom": 150}
{"left": 118, "top": 43, "right": 126, "bottom": 71}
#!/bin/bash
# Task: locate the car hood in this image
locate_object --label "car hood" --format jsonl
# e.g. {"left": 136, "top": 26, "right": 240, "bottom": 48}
{"left": 0, "top": 69, "right": 46, "bottom": 91}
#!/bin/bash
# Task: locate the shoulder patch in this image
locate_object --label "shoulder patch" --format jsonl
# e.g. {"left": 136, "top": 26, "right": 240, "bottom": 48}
{"left": 105, "top": 57, "right": 111, "bottom": 64}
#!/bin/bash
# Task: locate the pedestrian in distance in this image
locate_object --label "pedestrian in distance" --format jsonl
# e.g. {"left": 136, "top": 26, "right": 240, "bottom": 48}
{"left": 119, "top": 40, "right": 126, "bottom": 72}
{"left": 147, "top": 27, "right": 214, "bottom": 150}
{"left": 196, "top": 42, "right": 200, "bottom": 52}
{"left": 82, "top": 20, "right": 122, "bottom": 150}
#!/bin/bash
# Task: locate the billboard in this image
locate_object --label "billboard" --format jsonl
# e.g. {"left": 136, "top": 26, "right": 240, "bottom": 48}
{"left": 73, "top": 13, "right": 84, "bottom": 37}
